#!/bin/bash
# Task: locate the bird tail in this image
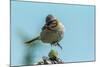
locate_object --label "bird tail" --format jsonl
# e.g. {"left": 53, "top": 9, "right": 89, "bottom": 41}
{"left": 25, "top": 36, "right": 40, "bottom": 44}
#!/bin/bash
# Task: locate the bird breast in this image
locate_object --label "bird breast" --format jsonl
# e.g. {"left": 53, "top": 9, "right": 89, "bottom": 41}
{"left": 40, "top": 30, "right": 60, "bottom": 43}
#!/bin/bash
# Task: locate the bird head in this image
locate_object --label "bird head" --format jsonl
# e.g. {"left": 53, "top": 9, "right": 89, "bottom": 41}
{"left": 45, "top": 14, "right": 59, "bottom": 31}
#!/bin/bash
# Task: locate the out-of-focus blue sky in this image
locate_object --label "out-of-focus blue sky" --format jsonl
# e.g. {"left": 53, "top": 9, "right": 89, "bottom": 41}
{"left": 11, "top": 1, "right": 95, "bottom": 66}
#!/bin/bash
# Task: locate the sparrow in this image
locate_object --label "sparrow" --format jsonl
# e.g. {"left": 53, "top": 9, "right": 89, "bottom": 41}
{"left": 25, "top": 14, "right": 64, "bottom": 49}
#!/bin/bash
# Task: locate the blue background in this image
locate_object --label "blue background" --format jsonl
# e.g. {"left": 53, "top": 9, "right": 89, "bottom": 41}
{"left": 11, "top": 1, "right": 95, "bottom": 66}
